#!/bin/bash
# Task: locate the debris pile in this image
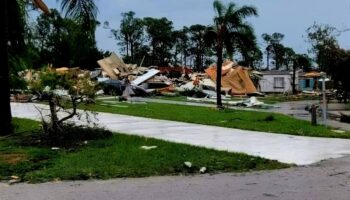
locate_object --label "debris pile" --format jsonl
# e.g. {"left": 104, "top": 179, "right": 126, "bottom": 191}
{"left": 16, "top": 52, "right": 270, "bottom": 108}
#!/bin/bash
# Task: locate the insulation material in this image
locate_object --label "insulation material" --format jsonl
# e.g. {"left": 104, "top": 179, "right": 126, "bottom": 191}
{"left": 201, "top": 79, "right": 216, "bottom": 90}
{"left": 205, "top": 65, "right": 257, "bottom": 95}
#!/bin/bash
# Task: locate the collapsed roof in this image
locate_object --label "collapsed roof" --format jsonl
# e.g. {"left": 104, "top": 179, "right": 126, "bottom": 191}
{"left": 205, "top": 61, "right": 257, "bottom": 95}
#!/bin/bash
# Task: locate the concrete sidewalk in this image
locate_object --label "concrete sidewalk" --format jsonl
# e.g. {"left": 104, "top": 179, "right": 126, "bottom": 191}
{"left": 11, "top": 103, "right": 350, "bottom": 165}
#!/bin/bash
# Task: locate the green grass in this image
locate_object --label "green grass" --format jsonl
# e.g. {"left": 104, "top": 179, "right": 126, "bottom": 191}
{"left": 152, "top": 95, "right": 187, "bottom": 101}
{"left": 0, "top": 118, "right": 288, "bottom": 183}
{"left": 83, "top": 101, "right": 350, "bottom": 139}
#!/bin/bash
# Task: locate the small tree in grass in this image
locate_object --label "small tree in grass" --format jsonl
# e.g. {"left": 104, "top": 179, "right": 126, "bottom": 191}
{"left": 29, "top": 68, "right": 109, "bottom": 145}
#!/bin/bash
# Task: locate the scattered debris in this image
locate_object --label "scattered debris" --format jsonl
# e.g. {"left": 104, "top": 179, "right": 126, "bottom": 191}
{"left": 8, "top": 179, "right": 21, "bottom": 185}
{"left": 199, "top": 167, "right": 207, "bottom": 174}
{"left": 10, "top": 94, "right": 32, "bottom": 103}
{"left": 51, "top": 147, "right": 60, "bottom": 150}
{"left": 187, "top": 96, "right": 277, "bottom": 109}
{"left": 184, "top": 161, "right": 192, "bottom": 168}
{"left": 332, "top": 130, "right": 346, "bottom": 133}
{"left": 10, "top": 175, "right": 19, "bottom": 180}
{"left": 8, "top": 175, "right": 21, "bottom": 185}
{"left": 140, "top": 146, "right": 158, "bottom": 150}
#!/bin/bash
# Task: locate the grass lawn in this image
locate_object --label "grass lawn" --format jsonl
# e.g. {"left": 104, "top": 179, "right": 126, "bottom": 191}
{"left": 83, "top": 101, "right": 350, "bottom": 139}
{"left": 0, "top": 118, "right": 288, "bottom": 183}
{"left": 151, "top": 95, "right": 188, "bottom": 101}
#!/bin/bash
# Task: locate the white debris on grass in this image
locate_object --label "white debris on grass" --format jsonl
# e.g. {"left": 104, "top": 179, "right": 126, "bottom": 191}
{"left": 184, "top": 161, "right": 192, "bottom": 168}
{"left": 332, "top": 130, "right": 346, "bottom": 133}
{"left": 199, "top": 167, "right": 207, "bottom": 173}
{"left": 140, "top": 146, "right": 158, "bottom": 150}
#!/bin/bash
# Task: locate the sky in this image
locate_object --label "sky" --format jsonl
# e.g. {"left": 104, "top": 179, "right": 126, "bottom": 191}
{"left": 39, "top": 0, "right": 350, "bottom": 54}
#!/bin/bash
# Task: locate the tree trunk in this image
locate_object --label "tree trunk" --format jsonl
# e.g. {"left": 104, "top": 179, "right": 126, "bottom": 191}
{"left": 292, "top": 64, "right": 297, "bottom": 94}
{"left": 49, "top": 98, "right": 59, "bottom": 130}
{"left": 130, "top": 42, "right": 134, "bottom": 62}
{"left": 125, "top": 36, "right": 129, "bottom": 57}
{"left": 0, "top": 0, "right": 13, "bottom": 135}
{"left": 216, "top": 43, "right": 223, "bottom": 108}
{"left": 266, "top": 51, "right": 270, "bottom": 70}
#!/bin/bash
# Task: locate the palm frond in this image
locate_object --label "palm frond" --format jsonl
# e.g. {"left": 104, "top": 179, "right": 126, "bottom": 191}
{"left": 58, "top": 0, "right": 98, "bottom": 29}
{"left": 204, "top": 26, "right": 218, "bottom": 47}
{"left": 226, "top": 2, "right": 237, "bottom": 18}
{"left": 235, "top": 6, "right": 258, "bottom": 18}
{"left": 213, "top": 0, "right": 225, "bottom": 17}
{"left": 223, "top": 36, "right": 234, "bottom": 59}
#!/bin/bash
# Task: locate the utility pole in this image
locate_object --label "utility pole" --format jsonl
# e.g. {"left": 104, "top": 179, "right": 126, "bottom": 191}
{"left": 321, "top": 72, "right": 327, "bottom": 127}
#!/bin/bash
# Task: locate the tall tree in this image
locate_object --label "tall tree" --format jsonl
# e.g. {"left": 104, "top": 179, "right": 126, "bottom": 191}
{"left": 172, "top": 28, "right": 189, "bottom": 66}
{"left": 112, "top": 11, "right": 144, "bottom": 63}
{"left": 307, "top": 23, "right": 350, "bottom": 98}
{"left": 282, "top": 47, "right": 295, "bottom": 70}
{"left": 235, "top": 27, "right": 262, "bottom": 68}
{"left": 307, "top": 23, "right": 338, "bottom": 71}
{"left": 262, "top": 32, "right": 285, "bottom": 70}
{"left": 31, "top": 9, "right": 102, "bottom": 69}
{"left": 143, "top": 17, "right": 174, "bottom": 66}
{"left": 189, "top": 24, "right": 208, "bottom": 71}
{"left": 205, "top": 0, "right": 257, "bottom": 108}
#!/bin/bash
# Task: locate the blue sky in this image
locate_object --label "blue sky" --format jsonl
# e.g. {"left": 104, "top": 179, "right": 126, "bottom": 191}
{"left": 39, "top": 0, "right": 350, "bottom": 54}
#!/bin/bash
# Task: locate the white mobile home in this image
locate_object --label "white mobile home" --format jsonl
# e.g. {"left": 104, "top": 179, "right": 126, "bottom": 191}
{"left": 259, "top": 71, "right": 294, "bottom": 93}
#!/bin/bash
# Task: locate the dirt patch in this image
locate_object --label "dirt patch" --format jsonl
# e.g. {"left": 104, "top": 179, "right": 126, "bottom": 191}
{"left": 0, "top": 153, "right": 27, "bottom": 164}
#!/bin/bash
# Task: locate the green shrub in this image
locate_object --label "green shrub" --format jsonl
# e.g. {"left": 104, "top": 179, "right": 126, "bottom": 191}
{"left": 41, "top": 123, "right": 112, "bottom": 147}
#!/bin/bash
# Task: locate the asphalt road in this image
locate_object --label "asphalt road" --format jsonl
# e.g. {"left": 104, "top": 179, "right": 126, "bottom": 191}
{"left": 1, "top": 156, "right": 350, "bottom": 200}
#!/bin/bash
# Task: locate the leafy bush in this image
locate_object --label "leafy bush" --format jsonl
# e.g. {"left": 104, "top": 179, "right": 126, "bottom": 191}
{"left": 28, "top": 68, "right": 102, "bottom": 146}
{"left": 41, "top": 122, "right": 112, "bottom": 147}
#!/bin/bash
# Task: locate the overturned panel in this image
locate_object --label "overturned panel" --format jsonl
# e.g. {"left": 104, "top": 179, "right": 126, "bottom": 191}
{"left": 132, "top": 69, "right": 160, "bottom": 86}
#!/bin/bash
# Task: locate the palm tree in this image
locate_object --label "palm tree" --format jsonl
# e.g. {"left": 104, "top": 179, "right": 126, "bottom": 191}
{"left": 0, "top": 0, "right": 97, "bottom": 135}
{"left": 205, "top": 0, "right": 257, "bottom": 108}
{"left": 59, "top": 0, "right": 98, "bottom": 36}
